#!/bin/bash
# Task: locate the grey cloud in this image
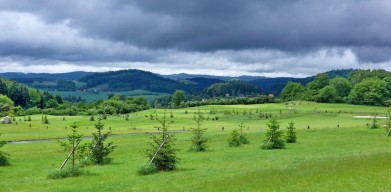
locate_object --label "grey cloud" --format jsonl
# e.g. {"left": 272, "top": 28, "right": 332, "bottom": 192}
{"left": 0, "top": 0, "right": 391, "bottom": 74}
{"left": 2, "top": 1, "right": 391, "bottom": 51}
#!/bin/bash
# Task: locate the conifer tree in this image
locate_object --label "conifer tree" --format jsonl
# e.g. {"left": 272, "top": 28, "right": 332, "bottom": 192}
{"left": 286, "top": 121, "right": 297, "bottom": 143}
{"left": 189, "top": 110, "right": 209, "bottom": 151}
{"left": 89, "top": 119, "right": 116, "bottom": 165}
{"left": 262, "top": 119, "right": 285, "bottom": 149}
{"left": 146, "top": 110, "right": 179, "bottom": 171}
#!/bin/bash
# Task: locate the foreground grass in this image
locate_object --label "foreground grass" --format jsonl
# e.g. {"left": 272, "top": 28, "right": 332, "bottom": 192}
{"left": 1, "top": 102, "right": 391, "bottom": 191}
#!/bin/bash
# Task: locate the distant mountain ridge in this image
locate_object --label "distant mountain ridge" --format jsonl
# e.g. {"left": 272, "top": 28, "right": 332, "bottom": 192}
{"left": 0, "top": 71, "right": 95, "bottom": 81}
{"left": 0, "top": 69, "right": 357, "bottom": 95}
{"left": 162, "top": 73, "right": 265, "bottom": 81}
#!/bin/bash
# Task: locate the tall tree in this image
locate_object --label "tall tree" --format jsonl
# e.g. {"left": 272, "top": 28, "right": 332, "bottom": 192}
{"left": 348, "top": 78, "right": 389, "bottom": 105}
{"left": 281, "top": 82, "right": 305, "bottom": 101}
{"left": 172, "top": 90, "right": 186, "bottom": 108}
{"left": 0, "top": 79, "right": 7, "bottom": 95}
{"left": 316, "top": 85, "right": 338, "bottom": 103}
{"left": 307, "top": 73, "right": 329, "bottom": 91}
{"left": 329, "top": 76, "right": 352, "bottom": 99}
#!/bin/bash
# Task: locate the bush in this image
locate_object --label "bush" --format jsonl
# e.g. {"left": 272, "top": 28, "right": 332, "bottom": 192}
{"left": 0, "top": 138, "right": 10, "bottom": 166}
{"left": 137, "top": 163, "right": 158, "bottom": 175}
{"left": 47, "top": 166, "right": 84, "bottom": 179}
{"left": 0, "top": 151, "right": 10, "bottom": 166}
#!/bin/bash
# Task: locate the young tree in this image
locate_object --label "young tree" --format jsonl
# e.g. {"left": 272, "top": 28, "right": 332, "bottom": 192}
{"left": 262, "top": 119, "right": 285, "bottom": 149}
{"left": 239, "top": 122, "right": 249, "bottom": 144}
{"left": 370, "top": 111, "right": 380, "bottom": 129}
{"left": 189, "top": 110, "right": 209, "bottom": 152}
{"left": 146, "top": 110, "right": 179, "bottom": 171}
{"left": 89, "top": 119, "right": 117, "bottom": 165}
{"left": 228, "top": 129, "right": 241, "bottom": 147}
{"left": 385, "top": 110, "right": 391, "bottom": 136}
{"left": 286, "top": 121, "right": 297, "bottom": 143}
{"left": 0, "top": 133, "right": 10, "bottom": 166}
{"left": 58, "top": 122, "right": 87, "bottom": 170}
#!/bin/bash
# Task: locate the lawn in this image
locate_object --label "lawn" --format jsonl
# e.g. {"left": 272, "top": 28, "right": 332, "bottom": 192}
{"left": 1, "top": 102, "right": 391, "bottom": 191}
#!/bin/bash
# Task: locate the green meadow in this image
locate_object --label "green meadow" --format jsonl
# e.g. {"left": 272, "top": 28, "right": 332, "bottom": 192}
{"left": 49, "top": 90, "right": 168, "bottom": 102}
{"left": 1, "top": 102, "right": 391, "bottom": 191}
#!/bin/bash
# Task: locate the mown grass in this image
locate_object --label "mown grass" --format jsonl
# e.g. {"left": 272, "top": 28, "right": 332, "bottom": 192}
{"left": 49, "top": 90, "right": 168, "bottom": 102}
{"left": 1, "top": 102, "right": 391, "bottom": 191}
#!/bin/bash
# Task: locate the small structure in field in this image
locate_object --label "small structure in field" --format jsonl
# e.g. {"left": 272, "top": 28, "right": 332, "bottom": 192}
{"left": 1, "top": 116, "right": 12, "bottom": 124}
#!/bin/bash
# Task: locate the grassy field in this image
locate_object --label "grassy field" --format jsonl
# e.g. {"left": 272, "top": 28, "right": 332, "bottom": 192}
{"left": 49, "top": 90, "right": 168, "bottom": 102}
{"left": 1, "top": 102, "right": 391, "bottom": 191}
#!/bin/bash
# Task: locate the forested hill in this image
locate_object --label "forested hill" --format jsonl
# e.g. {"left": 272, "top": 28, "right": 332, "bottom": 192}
{"left": 162, "top": 73, "right": 264, "bottom": 81}
{"left": 0, "top": 71, "right": 95, "bottom": 81}
{"left": 79, "top": 70, "right": 228, "bottom": 93}
{"left": 251, "top": 69, "right": 356, "bottom": 94}
{"left": 0, "top": 69, "right": 357, "bottom": 95}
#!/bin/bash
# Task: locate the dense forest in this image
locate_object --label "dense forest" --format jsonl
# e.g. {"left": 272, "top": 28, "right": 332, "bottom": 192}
{"left": 0, "top": 78, "right": 148, "bottom": 117}
{"left": 0, "top": 69, "right": 390, "bottom": 119}
{"left": 281, "top": 69, "right": 391, "bottom": 106}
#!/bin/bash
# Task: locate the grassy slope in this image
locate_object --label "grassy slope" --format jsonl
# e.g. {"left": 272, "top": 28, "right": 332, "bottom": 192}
{"left": 49, "top": 90, "right": 168, "bottom": 102}
{"left": 1, "top": 102, "right": 391, "bottom": 191}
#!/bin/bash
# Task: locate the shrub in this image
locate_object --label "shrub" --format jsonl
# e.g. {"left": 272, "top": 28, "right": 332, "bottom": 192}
{"left": 137, "top": 163, "right": 158, "bottom": 175}
{"left": 48, "top": 166, "right": 84, "bottom": 179}
{"left": 0, "top": 134, "right": 10, "bottom": 166}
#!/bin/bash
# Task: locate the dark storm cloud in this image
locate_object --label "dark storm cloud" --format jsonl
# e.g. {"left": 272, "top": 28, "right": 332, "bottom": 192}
{"left": 2, "top": 0, "right": 391, "bottom": 51}
{"left": 0, "top": 0, "right": 390, "bottom": 75}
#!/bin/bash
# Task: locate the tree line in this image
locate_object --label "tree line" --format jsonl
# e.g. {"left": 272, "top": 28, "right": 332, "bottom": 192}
{"left": 281, "top": 69, "right": 391, "bottom": 106}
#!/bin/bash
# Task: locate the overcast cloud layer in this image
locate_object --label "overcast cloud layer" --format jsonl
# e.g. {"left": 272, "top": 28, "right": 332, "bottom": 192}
{"left": 0, "top": 0, "right": 390, "bottom": 77}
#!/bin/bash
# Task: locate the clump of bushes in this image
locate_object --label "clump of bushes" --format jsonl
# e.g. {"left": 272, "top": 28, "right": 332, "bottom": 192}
{"left": 0, "top": 134, "right": 10, "bottom": 166}
{"left": 47, "top": 166, "right": 85, "bottom": 179}
{"left": 137, "top": 163, "right": 158, "bottom": 176}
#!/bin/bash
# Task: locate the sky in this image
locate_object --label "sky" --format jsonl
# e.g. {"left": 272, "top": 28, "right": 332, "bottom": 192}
{"left": 0, "top": 0, "right": 391, "bottom": 77}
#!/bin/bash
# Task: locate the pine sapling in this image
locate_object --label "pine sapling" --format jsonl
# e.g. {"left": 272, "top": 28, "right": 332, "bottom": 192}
{"left": 89, "top": 119, "right": 117, "bottom": 165}
{"left": 286, "top": 121, "right": 297, "bottom": 143}
{"left": 189, "top": 110, "right": 209, "bottom": 152}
